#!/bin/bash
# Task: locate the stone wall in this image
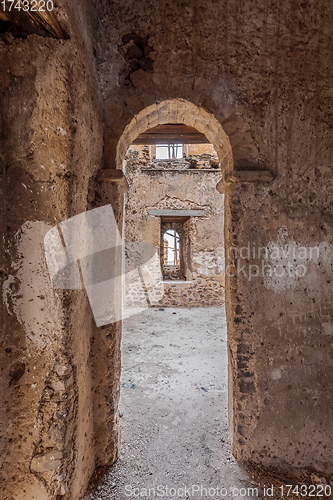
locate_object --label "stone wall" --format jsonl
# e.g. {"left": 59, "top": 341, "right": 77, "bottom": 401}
{"left": 97, "top": 0, "right": 333, "bottom": 483}
{"left": 124, "top": 149, "right": 225, "bottom": 308}
{"left": 0, "top": 2, "right": 121, "bottom": 499}
{"left": 0, "top": 0, "right": 332, "bottom": 498}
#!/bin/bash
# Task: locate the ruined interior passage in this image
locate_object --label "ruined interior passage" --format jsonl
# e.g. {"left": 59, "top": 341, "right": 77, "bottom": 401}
{"left": 1, "top": 2, "right": 332, "bottom": 499}
{"left": 85, "top": 307, "right": 261, "bottom": 500}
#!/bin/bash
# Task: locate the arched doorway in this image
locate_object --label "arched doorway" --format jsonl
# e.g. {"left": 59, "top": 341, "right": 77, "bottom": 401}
{"left": 113, "top": 99, "right": 238, "bottom": 482}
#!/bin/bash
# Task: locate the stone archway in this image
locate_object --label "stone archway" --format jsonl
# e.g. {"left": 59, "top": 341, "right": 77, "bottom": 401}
{"left": 112, "top": 98, "right": 274, "bottom": 470}
{"left": 115, "top": 99, "right": 234, "bottom": 178}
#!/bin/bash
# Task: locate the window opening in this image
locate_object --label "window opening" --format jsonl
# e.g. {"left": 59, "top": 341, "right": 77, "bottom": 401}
{"left": 156, "top": 144, "right": 183, "bottom": 160}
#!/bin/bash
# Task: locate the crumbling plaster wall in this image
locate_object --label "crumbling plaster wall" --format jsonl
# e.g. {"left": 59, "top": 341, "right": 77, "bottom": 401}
{"left": 0, "top": 2, "right": 121, "bottom": 499}
{"left": 124, "top": 150, "right": 225, "bottom": 307}
{"left": 97, "top": 0, "right": 333, "bottom": 482}
{"left": 0, "top": 1, "right": 332, "bottom": 499}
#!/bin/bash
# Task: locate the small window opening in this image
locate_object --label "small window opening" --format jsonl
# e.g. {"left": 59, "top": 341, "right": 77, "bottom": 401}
{"left": 156, "top": 144, "right": 183, "bottom": 160}
{"left": 164, "top": 229, "right": 180, "bottom": 265}
{"left": 160, "top": 220, "right": 189, "bottom": 281}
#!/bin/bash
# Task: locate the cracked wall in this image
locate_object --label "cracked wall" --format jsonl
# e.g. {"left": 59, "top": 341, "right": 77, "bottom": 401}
{"left": 0, "top": 0, "right": 332, "bottom": 498}
{"left": 0, "top": 2, "right": 120, "bottom": 499}
{"left": 99, "top": 0, "right": 333, "bottom": 484}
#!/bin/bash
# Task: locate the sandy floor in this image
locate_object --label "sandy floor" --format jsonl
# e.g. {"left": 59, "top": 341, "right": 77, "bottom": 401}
{"left": 84, "top": 307, "right": 263, "bottom": 499}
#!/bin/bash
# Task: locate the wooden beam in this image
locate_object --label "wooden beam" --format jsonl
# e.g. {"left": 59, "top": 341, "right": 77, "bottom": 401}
{"left": 161, "top": 216, "right": 190, "bottom": 222}
{"left": 0, "top": 1, "right": 64, "bottom": 38}
{"left": 132, "top": 124, "right": 210, "bottom": 144}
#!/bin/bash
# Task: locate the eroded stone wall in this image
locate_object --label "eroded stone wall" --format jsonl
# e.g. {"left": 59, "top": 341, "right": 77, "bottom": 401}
{"left": 96, "top": 0, "right": 333, "bottom": 484}
{"left": 124, "top": 149, "right": 225, "bottom": 308}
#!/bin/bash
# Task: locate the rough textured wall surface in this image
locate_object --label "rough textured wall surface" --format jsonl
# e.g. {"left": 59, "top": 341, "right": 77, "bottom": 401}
{"left": 124, "top": 150, "right": 225, "bottom": 307}
{"left": 96, "top": 0, "right": 333, "bottom": 483}
{"left": 0, "top": 2, "right": 120, "bottom": 499}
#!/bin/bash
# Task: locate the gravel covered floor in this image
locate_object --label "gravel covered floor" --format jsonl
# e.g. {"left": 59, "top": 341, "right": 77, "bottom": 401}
{"left": 84, "top": 307, "right": 262, "bottom": 499}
